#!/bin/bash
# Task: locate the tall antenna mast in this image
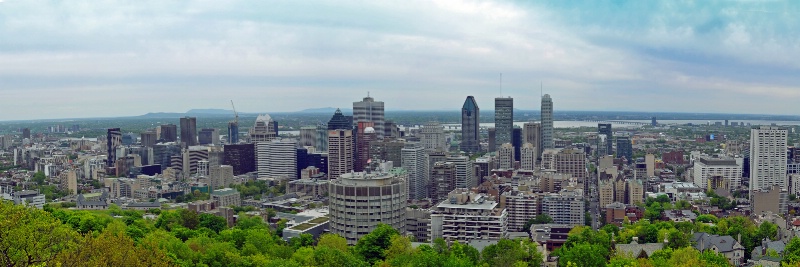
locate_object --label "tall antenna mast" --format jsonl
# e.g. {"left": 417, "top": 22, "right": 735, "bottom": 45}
{"left": 500, "top": 73, "right": 503, "bottom": 97}
{"left": 540, "top": 81, "right": 543, "bottom": 97}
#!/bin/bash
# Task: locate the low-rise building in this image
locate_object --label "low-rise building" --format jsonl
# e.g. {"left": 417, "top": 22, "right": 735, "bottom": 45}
{"left": 211, "top": 188, "right": 241, "bottom": 207}
{"left": 692, "top": 233, "right": 745, "bottom": 266}
{"left": 76, "top": 191, "right": 109, "bottom": 210}
{"left": 406, "top": 208, "right": 432, "bottom": 242}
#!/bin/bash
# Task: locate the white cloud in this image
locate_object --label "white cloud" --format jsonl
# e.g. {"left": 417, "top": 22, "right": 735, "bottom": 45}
{"left": 0, "top": 0, "right": 798, "bottom": 120}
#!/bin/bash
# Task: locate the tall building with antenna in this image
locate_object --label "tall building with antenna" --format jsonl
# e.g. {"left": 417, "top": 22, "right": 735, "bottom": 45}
{"left": 541, "top": 94, "right": 554, "bottom": 150}
{"left": 353, "top": 94, "right": 385, "bottom": 140}
{"left": 460, "top": 96, "right": 481, "bottom": 153}
{"left": 494, "top": 97, "right": 513, "bottom": 151}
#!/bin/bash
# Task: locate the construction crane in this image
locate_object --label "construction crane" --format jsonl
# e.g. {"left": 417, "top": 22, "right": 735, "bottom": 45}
{"left": 230, "top": 100, "right": 239, "bottom": 124}
{"left": 228, "top": 100, "right": 240, "bottom": 144}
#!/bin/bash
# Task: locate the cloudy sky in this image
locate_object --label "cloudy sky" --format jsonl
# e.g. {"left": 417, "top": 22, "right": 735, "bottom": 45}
{"left": 1, "top": 0, "right": 799, "bottom": 120}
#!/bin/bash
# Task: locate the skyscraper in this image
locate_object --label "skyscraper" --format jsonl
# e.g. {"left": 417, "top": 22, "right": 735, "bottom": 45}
{"left": 498, "top": 143, "right": 514, "bottom": 169}
{"left": 494, "top": 97, "right": 513, "bottom": 151}
{"left": 180, "top": 117, "right": 198, "bottom": 147}
{"left": 228, "top": 121, "right": 240, "bottom": 144}
{"left": 355, "top": 122, "right": 376, "bottom": 172}
{"left": 488, "top": 128, "right": 496, "bottom": 152}
{"left": 22, "top": 128, "right": 30, "bottom": 139}
{"left": 198, "top": 128, "right": 220, "bottom": 145}
{"left": 512, "top": 127, "right": 522, "bottom": 162}
{"left": 402, "top": 143, "right": 428, "bottom": 200}
{"left": 160, "top": 124, "right": 178, "bottom": 143}
{"left": 328, "top": 129, "right": 354, "bottom": 179}
{"left": 420, "top": 121, "right": 446, "bottom": 152}
{"left": 250, "top": 114, "right": 278, "bottom": 143}
{"left": 446, "top": 155, "right": 475, "bottom": 189}
{"left": 299, "top": 126, "right": 318, "bottom": 147}
{"left": 460, "top": 96, "right": 481, "bottom": 153}
{"left": 541, "top": 94, "right": 554, "bottom": 149}
{"left": 522, "top": 122, "right": 541, "bottom": 160}
{"left": 140, "top": 131, "right": 157, "bottom": 148}
{"left": 353, "top": 95, "right": 385, "bottom": 140}
{"left": 750, "top": 126, "right": 788, "bottom": 192}
{"left": 616, "top": 135, "right": 633, "bottom": 161}
{"left": 520, "top": 143, "right": 536, "bottom": 170}
{"left": 223, "top": 143, "right": 256, "bottom": 175}
{"left": 258, "top": 139, "right": 298, "bottom": 180}
{"left": 107, "top": 128, "right": 121, "bottom": 166}
{"left": 598, "top": 124, "right": 612, "bottom": 156}
{"left": 327, "top": 109, "right": 353, "bottom": 130}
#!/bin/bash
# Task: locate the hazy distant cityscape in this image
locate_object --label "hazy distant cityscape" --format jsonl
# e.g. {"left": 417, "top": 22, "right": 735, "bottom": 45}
{"left": 2, "top": 92, "right": 800, "bottom": 266}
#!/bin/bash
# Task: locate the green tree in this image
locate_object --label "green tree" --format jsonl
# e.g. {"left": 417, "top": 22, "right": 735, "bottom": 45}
{"left": 354, "top": 223, "right": 399, "bottom": 264}
{"left": 757, "top": 221, "right": 778, "bottom": 241}
{"left": 523, "top": 214, "right": 555, "bottom": 231}
{"left": 557, "top": 242, "right": 608, "bottom": 267}
{"left": 33, "top": 171, "right": 47, "bottom": 185}
{"left": 481, "top": 239, "right": 529, "bottom": 267}
{"left": 783, "top": 237, "right": 800, "bottom": 265}
{"left": 199, "top": 213, "right": 228, "bottom": 233}
{"left": 668, "top": 247, "right": 702, "bottom": 267}
{"left": 0, "top": 201, "right": 78, "bottom": 266}
{"left": 699, "top": 250, "right": 731, "bottom": 266}
{"left": 317, "top": 233, "right": 348, "bottom": 252}
{"left": 314, "top": 246, "right": 369, "bottom": 267}
{"left": 179, "top": 209, "right": 200, "bottom": 230}
{"left": 289, "top": 233, "right": 315, "bottom": 250}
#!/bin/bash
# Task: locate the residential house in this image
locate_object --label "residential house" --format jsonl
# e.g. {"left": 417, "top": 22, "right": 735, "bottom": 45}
{"left": 692, "top": 233, "right": 745, "bottom": 266}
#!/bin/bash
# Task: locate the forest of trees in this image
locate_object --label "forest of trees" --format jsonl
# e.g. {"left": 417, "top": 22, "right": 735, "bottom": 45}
{"left": 3, "top": 200, "right": 800, "bottom": 267}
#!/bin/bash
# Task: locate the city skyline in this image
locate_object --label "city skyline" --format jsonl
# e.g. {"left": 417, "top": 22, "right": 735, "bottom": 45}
{"left": 2, "top": 1, "right": 800, "bottom": 120}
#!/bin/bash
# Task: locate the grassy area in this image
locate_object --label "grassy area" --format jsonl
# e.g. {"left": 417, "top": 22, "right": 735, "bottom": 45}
{"left": 308, "top": 217, "right": 328, "bottom": 224}
{"left": 291, "top": 223, "right": 315, "bottom": 231}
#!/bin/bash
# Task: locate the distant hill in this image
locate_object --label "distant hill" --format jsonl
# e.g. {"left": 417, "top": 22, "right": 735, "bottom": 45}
{"left": 298, "top": 107, "right": 353, "bottom": 114}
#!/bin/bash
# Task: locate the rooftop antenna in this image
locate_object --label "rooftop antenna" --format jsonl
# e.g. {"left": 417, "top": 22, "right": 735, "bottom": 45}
{"left": 540, "top": 81, "right": 543, "bottom": 97}
{"left": 500, "top": 73, "right": 503, "bottom": 97}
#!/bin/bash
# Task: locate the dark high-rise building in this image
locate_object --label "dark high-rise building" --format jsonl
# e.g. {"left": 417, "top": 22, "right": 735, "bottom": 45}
{"left": 153, "top": 143, "right": 181, "bottom": 171}
{"left": 228, "top": 122, "right": 240, "bottom": 144}
{"left": 460, "top": 96, "right": 481, "bottom": 153}
{"left": 307, "top": 152, "right": 329, "bottom": 175}
{"left": 494, "top": 97, "right": 513, "bottom": 151}
{"left": 224, "top": 143, "right": 256, "bottom": 175}
{"left": 512, "top": 127, "right": 522, "bottom": 162}
{"left": 160, "top": 124, "right": 178, "bottom": 143}
{"left": 180, "top": 117, "right": 198, "bottom": 146}
{"left": 616, "top": 135, "right": 633, "bottom": 162}
{"left": 22, "top": 128, "right": 31, "bottom": 139}
{"left": 296, "top": 148, "right": 309, "bottom": 178}
{"left": 140, "top": 131, "right": 157, "bottom": 147}
{"left": 107, "top": 128, "right": 121, "bottom": 166}
{"left": 327, "top": 108, "right": 353, "bottom": 130}
{"left": 122, "top": 133, "right": 136, "bottom": 146}
{"left": 488, "top": 127, "right": 496, "bottom": 152}
{"left": 198, "top": 128, "right": 219, "bottom": 145}
{"left": 651, "top": 117, "right": 657, "bottom": 126}
{"left": 598, "top": 124, "right": 613, "bottom": 156}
